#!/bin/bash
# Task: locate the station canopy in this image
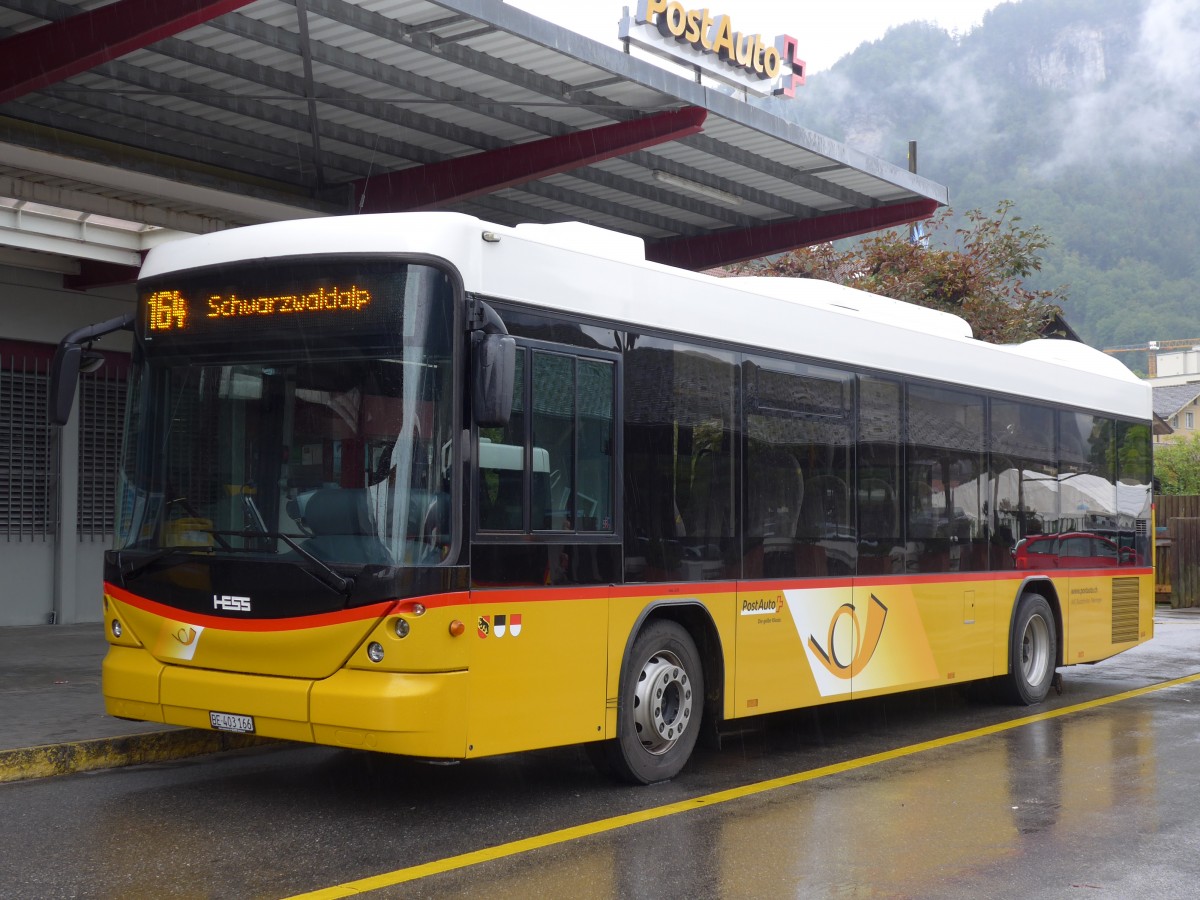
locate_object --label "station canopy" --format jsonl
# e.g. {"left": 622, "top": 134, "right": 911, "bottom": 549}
{"left": 0, "top": 0, "right": 948, "bottom": 286}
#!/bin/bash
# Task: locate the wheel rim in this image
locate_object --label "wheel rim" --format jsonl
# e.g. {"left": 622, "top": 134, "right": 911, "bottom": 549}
{"left": 1020, "top": 613, "right": 1051, "bottom": 687}
{"left": 632, "top": 649, "right": 693, "bottom": 755}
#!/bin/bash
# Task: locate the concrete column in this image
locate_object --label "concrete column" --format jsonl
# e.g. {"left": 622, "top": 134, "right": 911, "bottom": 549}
{"left": 52, "top": 401, "right": 80, "bottom": 625}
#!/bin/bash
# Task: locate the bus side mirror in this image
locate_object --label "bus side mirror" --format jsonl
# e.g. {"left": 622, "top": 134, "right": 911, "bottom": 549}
{"left": 473, "top": 332, "right": 515, "bottom": 427}
{"left": 49, "top": 342, "right": 83, "bottom": 426}
{"left": 47, "top": 311, "right": 135, "bottom": 426}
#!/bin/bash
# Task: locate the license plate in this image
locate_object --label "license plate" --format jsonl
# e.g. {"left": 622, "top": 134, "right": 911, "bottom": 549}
{"left": 209, "top": 711, "right": 255, "bottom": 734}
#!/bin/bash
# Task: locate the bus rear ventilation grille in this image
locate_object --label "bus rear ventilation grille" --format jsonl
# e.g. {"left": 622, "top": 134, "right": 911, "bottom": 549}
{"left": 1112, "top": 577, "right": 1140, "bottom": 644}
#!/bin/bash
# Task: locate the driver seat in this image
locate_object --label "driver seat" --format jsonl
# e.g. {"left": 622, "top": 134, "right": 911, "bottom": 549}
{"left": 303, "top": 488, "right": 393, "bottom": 565}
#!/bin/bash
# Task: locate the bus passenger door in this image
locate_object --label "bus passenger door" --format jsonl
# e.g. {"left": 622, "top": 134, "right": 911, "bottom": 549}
{"left": 735, "top": 356, "right": 857, "bottom": 715}
{"left": 865, "top": 383, "right": 994, "bottom": 695}
{"left": 466, "top": 341, "right": 621, "bottom": 757}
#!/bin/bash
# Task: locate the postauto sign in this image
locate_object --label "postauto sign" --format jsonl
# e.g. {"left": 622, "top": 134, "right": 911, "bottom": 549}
{"left": 618, "top": 1, "right": 806, "bottom": 97}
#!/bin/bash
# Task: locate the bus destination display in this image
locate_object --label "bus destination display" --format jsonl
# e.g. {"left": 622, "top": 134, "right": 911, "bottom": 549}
{"left": 146, "top": 285, "right": 374, "bottom": 333}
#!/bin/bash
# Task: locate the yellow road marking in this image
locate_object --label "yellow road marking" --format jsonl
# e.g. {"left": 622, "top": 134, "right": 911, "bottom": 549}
{"left": 287, "top": 671, "right": 1200, "bottom": 899}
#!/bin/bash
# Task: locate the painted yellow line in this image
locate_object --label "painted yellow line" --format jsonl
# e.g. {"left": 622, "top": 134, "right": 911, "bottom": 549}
{"left": 286, "top": 671, "right": 1200, "bottom": 899}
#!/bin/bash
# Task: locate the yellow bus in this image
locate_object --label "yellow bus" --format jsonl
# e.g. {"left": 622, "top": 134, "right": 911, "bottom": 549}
{"left": 52, "top": 213, "right": 1154, "bottom": 783}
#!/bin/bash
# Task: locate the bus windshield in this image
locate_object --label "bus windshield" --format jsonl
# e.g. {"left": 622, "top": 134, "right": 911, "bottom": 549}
{"left": 117, "top": 261, "right": 457, "bottom": 569}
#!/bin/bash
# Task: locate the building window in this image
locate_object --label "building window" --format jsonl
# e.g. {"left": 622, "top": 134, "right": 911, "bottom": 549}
{"left": 78, "top": 363, "right": 127, "bottom": 539}
{"left": 1188, "top": 412, "right": 1194, "bottom": 430}
{"left": 0, "top": 347, "right": 55, "bottom": 541}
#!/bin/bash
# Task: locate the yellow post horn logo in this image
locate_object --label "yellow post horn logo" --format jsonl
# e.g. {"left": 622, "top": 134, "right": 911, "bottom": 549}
{"left": 808, "top": 594, "right": 888, "bottom": 679}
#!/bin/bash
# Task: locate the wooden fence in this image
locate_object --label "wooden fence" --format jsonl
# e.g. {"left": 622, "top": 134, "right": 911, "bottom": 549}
{"left": 1156, "top": 496, "right": 1200, "bottom": 608}
{"left": 1159, "top": 495, "right": 1200, "bottom": 521}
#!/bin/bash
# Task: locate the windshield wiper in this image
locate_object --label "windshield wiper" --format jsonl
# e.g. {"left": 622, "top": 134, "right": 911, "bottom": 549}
{"left": 210, "top": 529, "right": 354, "bottom": 597}
{"left": 119, "top": 546, "right": 211, "bottom": 581}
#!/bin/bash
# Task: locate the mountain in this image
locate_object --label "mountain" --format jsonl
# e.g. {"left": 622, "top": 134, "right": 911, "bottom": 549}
{"left": 774, "top": 0, "right": 1200, "bottom": 356}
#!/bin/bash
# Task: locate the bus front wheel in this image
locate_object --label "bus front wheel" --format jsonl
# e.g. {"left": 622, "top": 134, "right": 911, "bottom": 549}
{"left": 1004, "top": 592, "right": 1057, "bottom": 705}
{"left": 603, "top": 619, "right": 704, "bottom": 784}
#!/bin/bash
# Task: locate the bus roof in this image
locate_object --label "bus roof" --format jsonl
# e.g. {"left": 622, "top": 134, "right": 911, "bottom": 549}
{"left": 140, "top": 212, "right": 1150, "bottom": 421}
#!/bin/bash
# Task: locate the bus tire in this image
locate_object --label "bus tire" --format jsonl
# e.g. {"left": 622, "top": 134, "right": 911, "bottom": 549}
{"left": 606, "top": 619, "right": 703, "bottom": 784}
{"left": 1003, "top": 592, "right": 1057, "bottom": 705}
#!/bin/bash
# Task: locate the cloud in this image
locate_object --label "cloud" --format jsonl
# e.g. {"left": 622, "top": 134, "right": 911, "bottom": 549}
{"left": 1049, "top": 0, "right": 1200, "bottom": 171}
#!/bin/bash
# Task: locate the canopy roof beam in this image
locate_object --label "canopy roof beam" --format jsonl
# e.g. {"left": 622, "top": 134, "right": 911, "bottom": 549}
{"left": 353, "top": 107, "right": 708, "bottom": 214}
{"left": 0, "top": 0, "right": 254, "bottom": 104}
{"left": 646, "top": 200, "right": 941, "bottom": 270}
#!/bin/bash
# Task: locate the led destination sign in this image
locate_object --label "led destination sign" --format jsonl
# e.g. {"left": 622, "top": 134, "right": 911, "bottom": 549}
{"left": 137, "top": 260, "right": 444, "bottom": 356}
{"left": 146, "top": 285, "right": 374, "bottom": 333}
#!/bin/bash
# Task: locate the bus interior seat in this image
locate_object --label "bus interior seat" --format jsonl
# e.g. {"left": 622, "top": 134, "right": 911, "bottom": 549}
{"left": 744, "top": 447, "right": 803, "bottom": 578}
{"left": 799, "top": 474, "right": 848, "bottom": 538}
{"left": 303, "top": 488, "right": 393, "bottom": 565}
{"left": 481, "top": 469, "right": 523, "bottom": 530}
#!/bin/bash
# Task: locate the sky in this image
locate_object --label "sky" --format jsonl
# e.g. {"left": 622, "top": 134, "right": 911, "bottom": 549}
{"left": 505, "top": 0, "right": 1009, "bottom": 74}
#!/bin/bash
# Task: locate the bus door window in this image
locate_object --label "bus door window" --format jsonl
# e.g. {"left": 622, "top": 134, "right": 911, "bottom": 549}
{"left": 743, "top": 357, "right": 854, "bottom": 579}
{"left": 533, "top": 351, "right": 576, "bottom": 531}
{"left": 478, "top": 348, "right": 528, "bottom": 532}
{"left": 473, "top": 342, "right": 618, "bottom": 586}
{"left": 624, "top": 338, "right": 737, "bottom": 583}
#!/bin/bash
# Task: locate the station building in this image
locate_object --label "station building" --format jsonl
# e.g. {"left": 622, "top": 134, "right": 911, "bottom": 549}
{"left": 0, "top": 0, "right": 947, "bottom": 625}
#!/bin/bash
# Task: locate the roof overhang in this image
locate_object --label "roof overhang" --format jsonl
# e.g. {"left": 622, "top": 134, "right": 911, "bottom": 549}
{"left": 0, "top": 0, "right": 948, "bottom": 284}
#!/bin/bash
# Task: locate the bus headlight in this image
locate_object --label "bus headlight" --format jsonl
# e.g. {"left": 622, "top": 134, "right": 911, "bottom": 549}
{"left": 367, "top": 641, "right": 385, "bottom": 663}
{"left": 394, "top": 618, "right": 411, "bottom": 639}
{"left": 111, "top": 619, "right": 123, "bottom": 639}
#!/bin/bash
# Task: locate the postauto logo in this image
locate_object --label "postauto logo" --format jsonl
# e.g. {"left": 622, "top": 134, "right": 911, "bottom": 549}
{"left": 786, "top": 586, "right": 938, "bottom": 698}
{"left": 807, "top": 594, "right": 888, "bottom": 680}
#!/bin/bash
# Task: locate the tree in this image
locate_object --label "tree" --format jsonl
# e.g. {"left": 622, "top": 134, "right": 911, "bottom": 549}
{"left": 731, "top": 201, "right": 1067, "bottom": 345}
{"left": 1154, "top": 434, "right": 1200, "bottom": 495}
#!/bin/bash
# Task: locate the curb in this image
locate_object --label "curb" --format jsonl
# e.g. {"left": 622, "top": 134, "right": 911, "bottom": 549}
{"left": 0, "top": 729, "right": 274, "bottom": 784}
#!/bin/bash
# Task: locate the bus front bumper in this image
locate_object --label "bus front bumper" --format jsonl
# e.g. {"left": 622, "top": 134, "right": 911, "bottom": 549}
{"left": 103, "top": 645, "right": 469, "bottom": 759}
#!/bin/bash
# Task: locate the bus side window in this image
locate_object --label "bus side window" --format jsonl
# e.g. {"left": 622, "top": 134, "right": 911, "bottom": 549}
{"left": 858, "top": 377, "right": 903, "bottom": 575}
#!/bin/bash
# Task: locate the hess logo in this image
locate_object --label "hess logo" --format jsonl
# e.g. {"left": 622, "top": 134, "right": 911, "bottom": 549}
{"left": 213, "top": 594, "right": 251, "bottom": 612}
{"left": 807, "top": 594, "right": 888, "bottom": 679}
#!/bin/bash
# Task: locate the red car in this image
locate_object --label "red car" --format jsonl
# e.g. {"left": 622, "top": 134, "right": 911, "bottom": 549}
{"left": 1012, "top": 532, "right": 1130, "bottom": 570}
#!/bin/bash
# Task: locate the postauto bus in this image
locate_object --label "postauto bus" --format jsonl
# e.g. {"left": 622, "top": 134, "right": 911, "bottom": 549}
{"left": 51, "top": 213, "right": 1154, "bottom": 783}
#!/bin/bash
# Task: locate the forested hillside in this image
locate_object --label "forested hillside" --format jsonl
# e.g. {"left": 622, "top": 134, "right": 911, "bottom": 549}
{"left": 778, "top": 0, "right": 1199, "bottom": 355}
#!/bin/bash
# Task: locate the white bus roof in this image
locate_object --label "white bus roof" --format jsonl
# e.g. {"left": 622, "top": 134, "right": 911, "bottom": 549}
{"left": 140, "top": 212, "right": 1150, "bottom": 421}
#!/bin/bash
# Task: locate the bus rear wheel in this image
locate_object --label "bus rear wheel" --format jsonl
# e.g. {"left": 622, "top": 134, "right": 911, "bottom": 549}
{"left": 602, "top": 619, "right": 704, "bottom": 785}
{"left": 1004, "top": 592, "right": 1057, "bottom": 705}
